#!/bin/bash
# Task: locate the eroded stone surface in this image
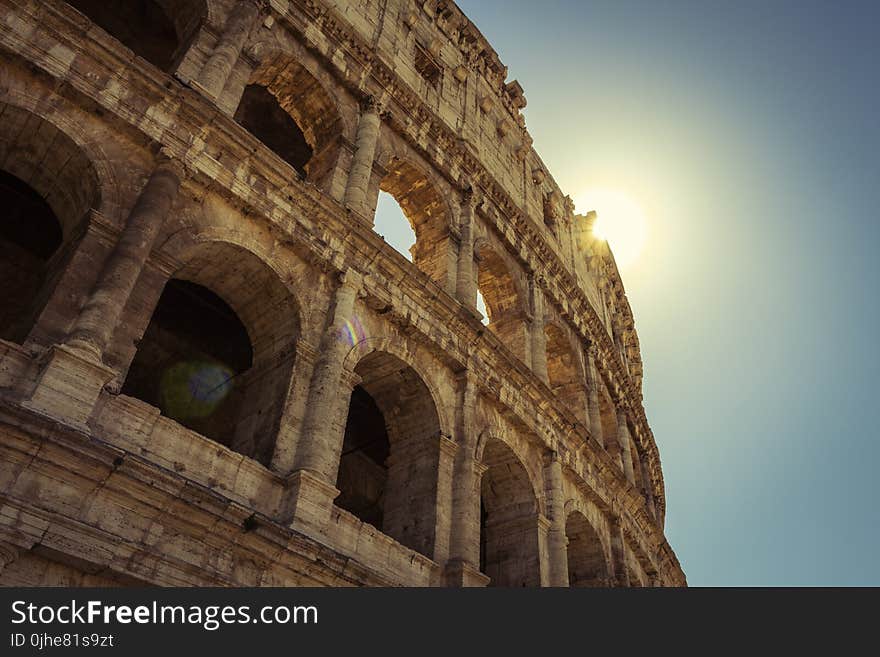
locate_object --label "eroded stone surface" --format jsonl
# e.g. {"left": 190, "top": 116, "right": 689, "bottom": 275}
{"left": 0, "top": 0, "right": 684, "bottom": 587}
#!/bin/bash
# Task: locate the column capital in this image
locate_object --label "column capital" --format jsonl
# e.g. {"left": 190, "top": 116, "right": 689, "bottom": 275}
{"left": 542, "top": 448, "right": 561, "bottom": 467}
{"left": 337, "top": 267, "right": 365, "bottom": 292}
{"left": 461, "top": 184, "right": 478, "bottom": 207}
{"left": 155, "top": 148, "right": 190, "bottom": 182}
{"left": 359, "top": 95, "right": 384, "bottom": 114}
{"left": 438, "top": 433, "right": 459, "bottom": 458}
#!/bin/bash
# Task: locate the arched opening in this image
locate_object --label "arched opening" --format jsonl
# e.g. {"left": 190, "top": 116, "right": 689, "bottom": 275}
{"left": 67, "top": 0, "right": 206, "bottom": 73}
{"left": 626, "top": 552, "right": 648, "bottom": 587}
{"left": 373, "top": 191, "right": 417, "bottom": 261}
{"left": 121, "top": 242, "right": 299, "bottom": 466}
{"left": 479, "top": 437, "right": 540, "bottom": 587}
{"left": 234, "top": 85, "right": 312, "bottom": 177}
{"left": 545, "top": 323, "right": 587, "bottom": 424}
{"left": 0, "top": 103, "right": 99, "bottom": 345}
{"left": 237, "top": 55, "right": 343, "bottom": 186}
{"left": 475, "top": 244, "right": 528, "bottom": 362}
{"left": 565, "top": 511, "right": 610, "bottom": 587}
{"left": 0, "top": 172, "right": 62, "bottom": 342}
{"left": 336, "top": 350, "right": 442, "bottom": 559}
{"left": 599, "top": 385, "right": 618, "bottom": 453}
{"left": 628, "top": 437, "right": 649, "bottom": 501}
{"left": 378, "top": 158, "right": 450, "bottom": 287}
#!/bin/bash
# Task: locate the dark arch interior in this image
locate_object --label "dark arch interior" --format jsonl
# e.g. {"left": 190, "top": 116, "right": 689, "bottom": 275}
{"left": 0, "top": 171, "right": 64, "bottom": 342}
{"left": 67, "top": 0, "right": 205, "bottom": 73}
{"left": 121, "top": 279, "right": 255, "bottom": 452}
{"left": 479, "top": 439, "right": 540, "bottom": 587}
{"left": 566, "top": 512, "right": 609, "bottom": 587}
{"left": 234, "top": 84, "right": 313, "bottom": 177}
{"left": 335, "top": 385, "right": 391, "bottom": 529}
{"left": 334, "top": 351, "right": 442, "bottom": 558}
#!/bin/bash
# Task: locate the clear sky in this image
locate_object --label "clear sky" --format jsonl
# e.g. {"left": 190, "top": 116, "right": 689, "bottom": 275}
{"left": 375, "top": 0, "right": 880, "bottom": 585}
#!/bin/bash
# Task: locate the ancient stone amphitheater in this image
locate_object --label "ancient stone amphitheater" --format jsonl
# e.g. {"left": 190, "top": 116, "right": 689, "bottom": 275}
{"left": 0, "top": 0, "right": 685, "bottom": 587}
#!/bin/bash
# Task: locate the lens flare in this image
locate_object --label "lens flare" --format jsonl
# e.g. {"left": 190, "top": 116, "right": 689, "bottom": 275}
{"left": 338, "top": 315, "right": 367, "bottom": 346}
{"left": 159, "top": 361, "right": 235, "bottom": 420}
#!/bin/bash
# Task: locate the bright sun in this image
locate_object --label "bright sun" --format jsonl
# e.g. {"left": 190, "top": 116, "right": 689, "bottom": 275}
{"left": 574, "top": 189, "right": 648, "bottom": 268}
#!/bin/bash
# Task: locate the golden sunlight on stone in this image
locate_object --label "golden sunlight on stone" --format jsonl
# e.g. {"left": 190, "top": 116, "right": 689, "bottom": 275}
{"left": 577, "top": 189, "right": 648, "bottom": 268}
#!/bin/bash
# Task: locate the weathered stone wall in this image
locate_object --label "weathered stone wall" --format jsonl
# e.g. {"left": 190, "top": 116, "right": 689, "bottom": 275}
{"left": 0, "top": 0, "right": 684, "bottom": 587}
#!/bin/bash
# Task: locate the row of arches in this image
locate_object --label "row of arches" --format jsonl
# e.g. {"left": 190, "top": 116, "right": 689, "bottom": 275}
{"left": 0, "top": 97, "right": 651, "bottom": 586}
{"left": 2, "top": 3, "right": 658, "bottom": 581}
{"left": 61, "top": 0, "right": 609, "bottom": 424}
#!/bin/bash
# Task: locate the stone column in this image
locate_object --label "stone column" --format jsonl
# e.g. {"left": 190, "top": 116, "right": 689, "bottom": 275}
{"left": 343, "top": 97, "right": 382, "bottom": 217}
{"left": 286, "top": 270, "right": 363, "bottom": 529}
{"left": 23, "top": 155, "right": 185, "bottom": 425}
{"left": 609, "top": 516, "right": 630, "bottom": 587}
{"left": 616, "top": 404, "right": 636, "bottom": 485}
{"left": 431, "top": 435, "right": 458, "bottom": 566}
{"left": 445, "top": 371, "right": 489, "bottom": 586}
{"left": 544, "top": 451, "right": 570, "bottom": 587}
{"left": 68, "top": 155, "right": 185, "bottom": 359}
{"left": 269, "top": 342, "right": 320, "bottom": 475}
{"left": 455, "top": 188, "right": 477, "bottom": 310}
{"left": 193, "top": 0, "right": 264, "bottom": 100}
{"left": 293, "top": 270, "right": 363, "bottom": 480}
{"left": 585, "top": 344, "right": 605, "bottom": 447}
{"left": 528, "top": 276, "right": 549, "bottom": 383}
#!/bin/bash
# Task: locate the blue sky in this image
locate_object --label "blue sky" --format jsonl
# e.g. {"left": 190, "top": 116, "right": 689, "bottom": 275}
{"left": 378, "top": 0, "right": 880, "bottom": 585}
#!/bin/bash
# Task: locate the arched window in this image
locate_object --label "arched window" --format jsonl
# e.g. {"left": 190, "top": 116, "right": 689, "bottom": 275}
{"left": 121, "top": 280, "right": 253, "bottom": 451}
{"left": 377, "top": 158, "right": 450, "bottom": 287}
{"left": 565, "top": 511, "right": 610, "bottom": 587}
{"left": 372, "top": 191, "right": 417, "bottom": 261}
{"left": 336, "top": 351, "right": 442, "bottom": 559}
{"left": 67, "top": 0, "right": 206, "bottom": 73}
{"left": 0, "top": 103, "right": 99, "bottom": 345}
{"left": 121, "top": 243, "right": 300, "bottom": 466}
{"left": 234, "top": 84, "right": 312, "bottom": 177}
{"left": 475, "top": 244, "right": 528, "bottom": 362}
{"left": 545, "top": 323, "right": 588, "bottom": 424}
{"left": 479, "top": 438, "right": 540, "bottom": 587}
{"left": 237, "top": 55, "right": 343, "bottom": 187}
{"left": 0, "top": 172, "right": 62, "bottom": 342}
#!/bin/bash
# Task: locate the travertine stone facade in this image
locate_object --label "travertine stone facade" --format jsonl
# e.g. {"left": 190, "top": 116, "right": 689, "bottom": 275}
{"left": 0, "top": 0, "right": 685, "bottom": 587}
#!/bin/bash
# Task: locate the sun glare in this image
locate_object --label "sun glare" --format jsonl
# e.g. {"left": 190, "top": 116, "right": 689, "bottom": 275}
{"left": 575, "top": 189, "right": 648, "bottom": 268}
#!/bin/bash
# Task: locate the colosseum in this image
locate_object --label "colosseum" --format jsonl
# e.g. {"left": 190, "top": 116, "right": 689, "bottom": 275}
{"left": 0, "top": 0, "right": 685, "bottom": 587}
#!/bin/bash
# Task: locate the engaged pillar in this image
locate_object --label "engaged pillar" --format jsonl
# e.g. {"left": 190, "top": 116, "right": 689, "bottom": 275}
{"left": 193, "top": 0, "right": 265, "bottom": 100}
{"left": 343, "top": 97, "right": 382, "bottom": 217}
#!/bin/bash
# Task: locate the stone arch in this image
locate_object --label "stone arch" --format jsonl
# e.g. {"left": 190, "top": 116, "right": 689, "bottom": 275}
{"left": 477, "top": 434, "right": 542, "bottom": 586}
{"left": 235, "top": 52, "right": 345, "bottom": 185}
{"left": 377, "top": 157, "right": 453, "bottom": 287}
{"left": 474, "top": 239, "right": 529, "bottom": 362}
{"left": 67, "top": 0, "right": 207, "bottom": 73}
{"left": 544, "top": 321, "right": 587, "bottom": 424}
{"left": 120, "top": 239, "right": 301, "bottom": 466}
{"left": 565, "top": 510, "right": 612, "bottom": 587}
{"left": 0, "top": 101, "right": 101, "bottom": 343}
{"left": 625, "top": 546, "right": 649, "bottom": 587}
{"left": 598, "top": 378, "right": 619, "bottom": 453}
{"left": 341, "top": 335, "right": 453, "bottom": 437}
{"left": 336, "top": 345, "right": 445, "bottom": 559}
